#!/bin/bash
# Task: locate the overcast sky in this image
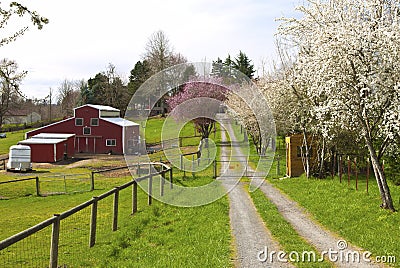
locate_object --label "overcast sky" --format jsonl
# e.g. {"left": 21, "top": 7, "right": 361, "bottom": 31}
{"left": 0, "top": 0, "right": 301, "bottom": 100}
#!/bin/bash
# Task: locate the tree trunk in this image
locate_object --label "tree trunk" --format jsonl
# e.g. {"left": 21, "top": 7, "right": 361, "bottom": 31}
{"left": 365, "top": 138, "right": 395, "bottom": 211}
{"left": 318, "top": 138, "right": 325, "bottom": 179}
{"left": 302, "top": 128, "right": 310, "bottom": 178}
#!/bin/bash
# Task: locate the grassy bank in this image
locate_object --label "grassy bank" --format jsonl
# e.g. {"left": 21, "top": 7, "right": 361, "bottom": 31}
{"left": 249, "top": 186, "right": 332, "bottom": 268}
{"left": 268, "top": 176, "right": 399, "bottom": 267}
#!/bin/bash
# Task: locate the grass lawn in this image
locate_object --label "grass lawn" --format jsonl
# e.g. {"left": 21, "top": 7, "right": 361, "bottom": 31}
{"left": 0, "top": 129, "right": 34, "bottom": 155}
{"left": 268, "top": 176, "right": 400, "bottom": 267}
{"left": 143, "top": 116, "right": 200, "bottom": 146}
{"left": 249, "top": 186, "right": 333, "bottom": 268}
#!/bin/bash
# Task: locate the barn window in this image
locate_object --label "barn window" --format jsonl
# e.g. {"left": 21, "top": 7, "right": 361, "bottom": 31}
{"left": 106, "top": 139, "right": 116, "bottom": 146}
{"left": 83, "top": 127, "right": 91, "bottom": 135}
{"left": 75, "top": 118, "right": 83, "bottom": 126}
{"left": 91, "top": 118, "right": 99, "bottom": 126}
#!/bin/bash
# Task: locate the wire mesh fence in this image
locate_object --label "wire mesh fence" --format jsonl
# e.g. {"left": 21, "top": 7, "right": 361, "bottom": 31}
{"left": 57, "top": 205, "right": 91, "bottom": 266}
{"left": 0, "top": 224, "right": 51, "bottom": 268}
{"left": 0, "top": 163, "right": 171, "bottom": 268}
{"left": 39, "top": 173, "right": 92, "bottom": 196}
{"left": 0, "top": 177, "right": 39, "bottom": 199}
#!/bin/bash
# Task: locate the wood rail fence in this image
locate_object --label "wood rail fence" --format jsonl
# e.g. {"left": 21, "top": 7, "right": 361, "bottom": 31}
{"left": 0, "top": 162, "right": 172, "bottom": 268}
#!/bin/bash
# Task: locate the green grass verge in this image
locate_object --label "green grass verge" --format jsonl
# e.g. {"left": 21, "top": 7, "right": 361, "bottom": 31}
{"left": 268, "top": 176, "right": 400, "bottom": 267}
{"left": 249, "top": 186, "right": 333, "bottom": 268}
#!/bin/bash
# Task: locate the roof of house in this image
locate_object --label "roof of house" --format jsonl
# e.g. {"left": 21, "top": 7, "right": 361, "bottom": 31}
{"left": 101, "top": 117, "right": 139, "bottom": 127}
{"left": 31, "top": 133, "right": 75, "bottom": 139}
{"left": 75, "top": 104, "right": 120, "bottom": 112}
{"left": 19, "top": 138, "right": 67, "bottom": 145}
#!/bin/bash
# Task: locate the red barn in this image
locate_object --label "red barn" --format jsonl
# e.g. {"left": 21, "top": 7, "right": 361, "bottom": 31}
{"left": 19, "top": 138, "right": 71, "bottom": 163}
{"left": 26, "top": 104, "right": 140, "bottom": 155}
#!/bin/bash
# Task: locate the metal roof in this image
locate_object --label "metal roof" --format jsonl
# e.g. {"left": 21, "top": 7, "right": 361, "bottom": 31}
{"left": 19, "top": 138, "right": 67, "bottom": 145}
{"left": 10, "top": 145, "right": 31, "bottom": 150}
{"left": 32, "top": 133, "right": 75, "bottom": 139}
{"left": 75, "top": 104, "right": 120, "bottom": 112}
{"left": 101, "top": 117, "right": 139, "bottom": 127}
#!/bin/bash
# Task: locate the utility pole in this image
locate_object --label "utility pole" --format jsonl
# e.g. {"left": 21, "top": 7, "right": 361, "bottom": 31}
{"left": 48, "top": 87, "right": 53, "bottom": 122}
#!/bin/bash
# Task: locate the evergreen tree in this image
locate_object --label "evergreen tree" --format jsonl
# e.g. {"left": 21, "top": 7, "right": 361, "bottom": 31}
{"left": 212, "top": 52, "right": 255, "bottom": 79}
{"left": 128, "top": 60, "right": 151, "bottom": 95}
{"left": 233, "top": 51, "right": 255, "bottom": 79}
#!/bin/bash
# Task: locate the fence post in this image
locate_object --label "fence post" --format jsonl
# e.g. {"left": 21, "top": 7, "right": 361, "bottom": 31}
{"left": 180, "top": 155, "right": 183, "bottom": 170}
{"left": 169, "top": 168, "right": 173, "bottom": 189}
{"left": 339, "top": 156, "right": 342, "bottom": 183}
{"left": 355, "top": 157, "right": 358, "bottom": 191}
{"left": 35, "top": 177, "right": 40, "bottom": 196}
{"left": 347, "top": 156, "right": 350, "bottom": 187}
{"left": 213, "top": 160, "right": 217, "bottom": 178}
{"left": 63, "top": 175, "right": 67, "bottom": 193}
{"left": 366, "top": 158, "right": 370, "bottom": 194}
{"left": 90, "top": 172, "right": 95, "bottom": 191}
{"left": 113, "top": 187, "right": 119, "bottom": 231}
{"left": 148, "top": 175, "right": 153, "bottom": 205}
{"left": 160, "top": 171, "right": 165, "bottom": 197}
{"left": 89, "top": 197, "right": 98, "bottom": 247}
{"left": 49, "top": 214, "right": 61, "bottom": 268}
{"left": 132, "top": 181, "right": 138, "bottom": 215}
{"left": 192, "top": 155, "right": 195, "bottom": 174}
{"left": 276, "top": 155, "right": 280, "bottom": 176}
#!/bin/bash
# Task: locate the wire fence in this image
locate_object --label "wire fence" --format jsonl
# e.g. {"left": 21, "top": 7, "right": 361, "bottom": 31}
{"left": 39, "top": 173, "right": 92, "bottom": 196}
{"left": 0, "top": 162, "right": 172, "bottom": 268}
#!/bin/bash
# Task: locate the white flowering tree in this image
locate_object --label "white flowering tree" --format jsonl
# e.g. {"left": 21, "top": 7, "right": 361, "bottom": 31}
{"left": 278, "top": 0, "right": 400, "bottom": 211}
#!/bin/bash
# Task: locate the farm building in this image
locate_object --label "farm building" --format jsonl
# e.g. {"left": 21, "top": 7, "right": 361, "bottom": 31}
{"left": 3, "top": 109, "right": 41, "bottom": 125}
{"left": 285, "top": 133, "right": 317, "bottom": 177}
{"left": 18, "top": 134, "right": 75, "bottom": 163}
{"left": 25, "top": 104, "right": 140, "bottom": 155}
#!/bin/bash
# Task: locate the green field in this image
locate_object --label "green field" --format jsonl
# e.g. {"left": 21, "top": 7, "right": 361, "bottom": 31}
{"left": 267, "top": 176, "right": 400, "bottom": 267}
{"left": 0, "top": 129, "right": 34, "bottom": 155}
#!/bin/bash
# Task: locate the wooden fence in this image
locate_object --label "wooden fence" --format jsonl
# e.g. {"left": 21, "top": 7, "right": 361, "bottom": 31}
{"left": 0, "top": 158, "right": 7, "bottom": 170}
{"left": 0, "top": 162, "right": 172, "bottom": 268}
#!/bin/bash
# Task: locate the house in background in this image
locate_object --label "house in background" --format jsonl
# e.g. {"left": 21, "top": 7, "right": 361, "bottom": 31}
{"left": 26, "top": 104, "right": 140, "bottom": 155}
{"left": 3, "top": 109, "right": 41, "bottom": 125}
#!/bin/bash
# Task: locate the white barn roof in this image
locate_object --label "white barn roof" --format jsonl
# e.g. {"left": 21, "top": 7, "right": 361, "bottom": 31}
{"left": 75, "top": 104, "right": 120, "bottom": 112}
{"left": 32, "top": 133, "right": 75, "bottom": 139}
{"left": 19, "top": 138, "right": 67, "bottom": 144}
{"left": 101, "top": 117, "right": 139, "bottom": 127}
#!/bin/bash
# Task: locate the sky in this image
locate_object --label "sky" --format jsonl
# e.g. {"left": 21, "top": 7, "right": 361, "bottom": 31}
{"left": 0, "top": 0, "right": 301, "bottom": 100}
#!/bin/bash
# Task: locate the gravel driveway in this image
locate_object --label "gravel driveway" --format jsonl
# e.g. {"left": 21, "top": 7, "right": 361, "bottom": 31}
{"left": 218, "top": 114, "right": 385, "bottom": 268}
{"left": 218, "top": 116, "right": 293, "bottom": 268}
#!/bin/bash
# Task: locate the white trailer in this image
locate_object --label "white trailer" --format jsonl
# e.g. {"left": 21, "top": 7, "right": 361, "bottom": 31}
{"left": 6, "top": 145, "right": 32, "bottom": 171}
